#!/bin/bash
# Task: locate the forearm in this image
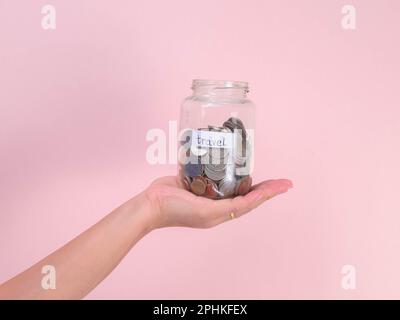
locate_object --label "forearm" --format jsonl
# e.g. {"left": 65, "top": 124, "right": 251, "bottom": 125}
{"left": 0, "top": 192, "right": 155, "bottom": 300}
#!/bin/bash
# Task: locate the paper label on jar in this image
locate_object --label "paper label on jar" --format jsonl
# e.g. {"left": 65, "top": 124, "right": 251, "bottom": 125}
{"left": 191, "top": 129, "right": 233, "bottom": 149}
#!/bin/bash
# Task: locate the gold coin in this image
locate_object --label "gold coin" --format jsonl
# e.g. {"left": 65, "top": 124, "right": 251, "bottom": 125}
{"left": 235, "top": 176, "right": 252, "bottom": 196}
{"left": 182, "top": 176, "right": 191, "bottom": 191}
{"left": 190, "top": 176, "right": 207, "bottom": 195}
{"left": 204, "top": 178, "right": 219, "bottom": 199}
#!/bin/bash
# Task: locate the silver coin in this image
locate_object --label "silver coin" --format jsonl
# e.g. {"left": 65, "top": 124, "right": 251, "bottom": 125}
{"left": 208, "top": 125, "right": 225, "bottom": 132}
{"left": 224, "top": 117, "right": 247, "bottom": 140}
{"left": 206, "top": 168, "right": 226, "bottom": 181}
{"left": 223, "top": 117, "right": 245, "bottom": 130}
{"left": 225, "top": 163, "right": 236, "bottom": 176}
{"left": 220, "top": 127, "right": 232, "bottom": 133}
{"left": 205, "top": 162, "right": 226, "bottom": 172}
{"left": 219, "top": 176, "right": 237, "bottom": 197}
{"left": 204, "top": 165, "right": 226, "bottom": 181}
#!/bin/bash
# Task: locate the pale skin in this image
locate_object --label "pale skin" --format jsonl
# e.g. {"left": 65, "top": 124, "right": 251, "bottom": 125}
{"left": 0, "top": 176, "right": 293, "bottom": 300}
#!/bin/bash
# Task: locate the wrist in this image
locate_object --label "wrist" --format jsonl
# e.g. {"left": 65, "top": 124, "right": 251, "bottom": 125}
{"left": 125, "top": 191, "right": 161, "bottom": 233}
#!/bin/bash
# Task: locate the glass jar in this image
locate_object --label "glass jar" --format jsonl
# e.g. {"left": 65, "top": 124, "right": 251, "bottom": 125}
{"left": 178, "top": 79, "right": 255, "bottom": 199}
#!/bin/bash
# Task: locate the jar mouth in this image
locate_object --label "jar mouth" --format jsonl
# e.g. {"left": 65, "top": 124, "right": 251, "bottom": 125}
{"left": 192, "top": 79, "right": 249, "bottom": 93}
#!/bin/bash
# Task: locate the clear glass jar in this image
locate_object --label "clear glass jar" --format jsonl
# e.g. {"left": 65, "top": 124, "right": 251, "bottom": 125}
{"left": 178, "top": 79, "right": 255, "bottom": 199}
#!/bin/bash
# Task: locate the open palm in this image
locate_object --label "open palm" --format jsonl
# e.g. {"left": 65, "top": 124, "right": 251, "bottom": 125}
{"left": 145, "top": 176, "right": 293, "bottom": 229}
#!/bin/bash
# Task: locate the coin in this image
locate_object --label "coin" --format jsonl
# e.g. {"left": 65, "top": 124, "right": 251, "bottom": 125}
{"left": 181, "top": 116, "right": 252, "bottom": 199}
{"left": 207, "top": 125, "right": 223, "bottom": 131}
{"left": 235, "top": 176, "right": 252, "bottom": 196}
{"left": 204, "top": 165, "right": 225, "bottom": 181}
{"left": 219, "top": 176, "right": 237, "bottom": 198}
{"left": 206, "top": 162, "right": 226, "bottom": 171}
{"left": 208, "top": 147, "right": 229, "bottom": 164}
{"left": 182, "top": 176, "right": 191, "bottom": 191}
{"left": 204, "top": 178, "right": 219, "bottom": 199}
{"left": 190, "top": 176, "right": 207, "bottom": 195}
{"left": 224, "top": 117, "right": 247, "bottom": 140}
{"left": 224, "top": 117, "right": 244, "bottom": 129}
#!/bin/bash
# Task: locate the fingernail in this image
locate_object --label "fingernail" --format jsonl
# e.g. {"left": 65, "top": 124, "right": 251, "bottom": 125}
{"left": 282, "top": 179, "right": 293, "bottom": 189}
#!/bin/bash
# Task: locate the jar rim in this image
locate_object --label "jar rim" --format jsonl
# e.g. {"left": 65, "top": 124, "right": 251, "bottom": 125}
{"left": 192, "top": 79, "right": 249, "bottom": 92}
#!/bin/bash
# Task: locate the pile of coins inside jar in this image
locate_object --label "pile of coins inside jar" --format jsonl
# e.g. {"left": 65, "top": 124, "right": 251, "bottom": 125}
{"left": 178, "top": 117, "right": 252, "bottom": 199}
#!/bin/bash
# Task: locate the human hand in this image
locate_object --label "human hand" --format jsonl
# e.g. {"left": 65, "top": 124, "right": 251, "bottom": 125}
{"left": 0, "top": 175, "right": 292, "bottom": 299}
{"left": 145, "top": 176, "right": 293, "bottom": 229}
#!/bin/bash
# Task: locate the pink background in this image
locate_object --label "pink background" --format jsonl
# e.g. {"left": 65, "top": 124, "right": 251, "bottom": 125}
{"left": 1, "top": 0, "right": 399, "bottom": 299}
